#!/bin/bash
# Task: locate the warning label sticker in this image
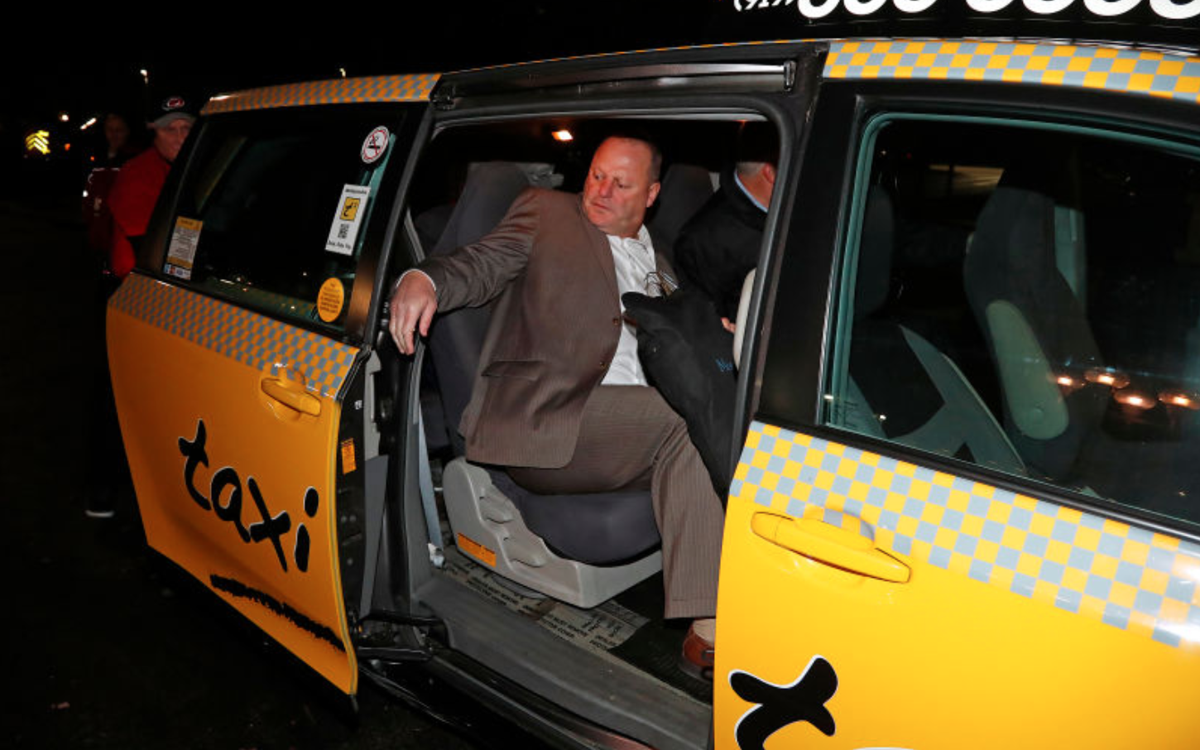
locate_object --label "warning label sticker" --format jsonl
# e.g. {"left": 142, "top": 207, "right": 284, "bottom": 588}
{"left": 340, "top": 438, "right": 357, "bottom": 474}
{"left": 456, "top": 532, "right": 497, "bottom": 567}
{"left": 317, "top": 277, "right": 345, "bottom": 323}
{"left": 164, "top": 216, "right": 203, "bottom": 280}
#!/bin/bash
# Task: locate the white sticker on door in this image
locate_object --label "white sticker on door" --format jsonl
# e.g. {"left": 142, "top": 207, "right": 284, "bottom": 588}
{"left": 325, "top": 184, "right": 370, "bottom": 256}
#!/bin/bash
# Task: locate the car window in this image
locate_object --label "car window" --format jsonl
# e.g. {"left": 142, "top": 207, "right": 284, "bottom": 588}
{"left": 167, "top": 110, "right": 408, "bottom": 332}
{"left": 824, "top": 114, "right": 1200, "bottom": 528}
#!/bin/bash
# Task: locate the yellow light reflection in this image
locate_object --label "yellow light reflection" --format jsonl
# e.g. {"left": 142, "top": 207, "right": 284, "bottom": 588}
{"left": 1085, "top": 368, "right": 1131, "bottom": 388}
{"left": 1113, "top": 389, "right": 1154, "bottom": 409}
{"left": 1159, "top": 390, "right": 1200, "bottom": 410}
{"left": 552, "top": 129, "right": 574, "bottom": 142}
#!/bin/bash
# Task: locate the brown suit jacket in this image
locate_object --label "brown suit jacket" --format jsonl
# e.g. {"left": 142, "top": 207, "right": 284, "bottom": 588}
{"left": 421, "top": 187, "right": 666, "bottom": 469}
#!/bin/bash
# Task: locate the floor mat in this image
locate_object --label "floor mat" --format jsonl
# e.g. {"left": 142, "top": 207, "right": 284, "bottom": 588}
{"left": 438, "top": 548, "right": 712, "bottom": 702}
{"left": 613, "top": 574, "right": 714, "bottom": 703}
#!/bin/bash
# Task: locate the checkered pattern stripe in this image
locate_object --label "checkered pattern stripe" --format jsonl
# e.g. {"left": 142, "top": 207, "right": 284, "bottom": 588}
{"left": 731, "top": 421, "right": 1200, "bottom": 648}
{"left": 201, "top": 73, "right": 440, "bottom": 115}
{"left": 824, "top": 40, "right": 1200, "bottom": 104}
{"left": 110, "top": 275, "right": 359, "bottom": 399}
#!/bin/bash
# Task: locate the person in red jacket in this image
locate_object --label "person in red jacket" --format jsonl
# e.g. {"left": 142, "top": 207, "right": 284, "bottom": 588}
{"left": 107, "top": 95, "right": 195, "bottom": 279}
{"left": 85, "top": 96, "right": 194, "bottom": 520}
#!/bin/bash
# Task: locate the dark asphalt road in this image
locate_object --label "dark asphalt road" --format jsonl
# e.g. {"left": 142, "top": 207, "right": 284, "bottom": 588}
{"left": 0, "top": 199, "right": 481, "bottom": 750}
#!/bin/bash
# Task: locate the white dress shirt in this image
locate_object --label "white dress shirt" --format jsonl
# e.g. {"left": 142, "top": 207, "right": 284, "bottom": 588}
{"left": 602, "top": 225, "right": 659, "bottom": 387}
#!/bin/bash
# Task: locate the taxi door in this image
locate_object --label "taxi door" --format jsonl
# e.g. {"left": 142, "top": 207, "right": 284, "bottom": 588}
{"left": 107, "top": 80, "right": 433, "bottom": 695}
{"left": 714, "top": 43, "right": 1200, "bottom": 749}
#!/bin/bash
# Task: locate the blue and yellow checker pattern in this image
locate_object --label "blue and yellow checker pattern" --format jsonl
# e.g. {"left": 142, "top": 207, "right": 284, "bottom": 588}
{"left": 731, "top": 421, "right": 1200, "bottom": 649}
{"left": 110, "top": 274, "right": 359, "bottom": 399}
{"left": 825, "top": 39, "right": 1200, "bottom": 105}
{"left": 201, "top": 73, "right": 440, "bottom": 115}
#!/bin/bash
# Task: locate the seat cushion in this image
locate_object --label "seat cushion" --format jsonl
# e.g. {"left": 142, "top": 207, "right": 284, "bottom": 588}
{"left": 488, "top": 469, "right": 659, "bottom": 565}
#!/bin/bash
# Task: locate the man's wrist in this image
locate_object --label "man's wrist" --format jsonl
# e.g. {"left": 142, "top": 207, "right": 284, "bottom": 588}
{"left": 393, "top": 268, "right": 437, "bottom": 296}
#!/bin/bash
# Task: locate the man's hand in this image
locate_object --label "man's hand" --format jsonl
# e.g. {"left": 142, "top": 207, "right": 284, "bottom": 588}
{"left": 388, "top": 271, "right": 438, "bottom": 355}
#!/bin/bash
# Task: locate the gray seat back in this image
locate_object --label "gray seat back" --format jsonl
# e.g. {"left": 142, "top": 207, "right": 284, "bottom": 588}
{"left": 848, "top": 186, "right": 1024, "bottom": 474}
{"left": 964, "top": 169, "right": 1106, "bottom": 480}
{"left": 647, "top": 163, "right": 714, "bottom": 268}
{"left": 427, "top": 162, "right": 532, "bottom": 454}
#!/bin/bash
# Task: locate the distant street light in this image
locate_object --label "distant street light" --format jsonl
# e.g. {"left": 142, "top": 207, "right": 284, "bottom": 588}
{"left": 59, "top": 112, "right": 69, "bottom": 122}
{"left": 25, "top": 130, "right": 50, "bottom": 155}
{"left": 80, "top": 117, "right": 98, "bottom": 131}
{"left": 140, "top": 69, "right": 149, "bottom": 85}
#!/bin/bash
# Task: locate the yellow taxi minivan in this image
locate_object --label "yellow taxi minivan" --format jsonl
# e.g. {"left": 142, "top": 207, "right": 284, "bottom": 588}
{"left": 108, "top": 5, "right": 1200, "bottom": 748}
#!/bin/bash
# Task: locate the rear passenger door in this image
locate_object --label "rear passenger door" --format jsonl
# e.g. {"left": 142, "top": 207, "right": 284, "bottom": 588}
{"left": 107, "top": 96, "right": 427, "bottom": 695}
{"left": 715, "top": 42, "right": 1200, "bottom": 749}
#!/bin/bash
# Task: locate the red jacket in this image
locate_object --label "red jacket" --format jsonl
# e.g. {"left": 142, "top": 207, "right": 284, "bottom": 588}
{"left": 108, "top": 147, "right": 171, "bottom": 279}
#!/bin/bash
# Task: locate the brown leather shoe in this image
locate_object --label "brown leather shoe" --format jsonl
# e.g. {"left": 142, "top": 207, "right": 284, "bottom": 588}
{"left": 680, "top": 622, "right": 715, "bottom": 680}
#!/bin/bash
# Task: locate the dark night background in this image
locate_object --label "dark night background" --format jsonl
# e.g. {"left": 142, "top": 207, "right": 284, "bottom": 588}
{"left": 0, "top": 2, "right": 728, "bottom": 208}
{"left": 0, "top": 4, "right": 730, "bottom": 748}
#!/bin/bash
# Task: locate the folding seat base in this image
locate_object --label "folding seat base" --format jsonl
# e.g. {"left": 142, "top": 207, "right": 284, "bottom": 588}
{"left": 442, "top": 458, "right": 662, "bottom": 609}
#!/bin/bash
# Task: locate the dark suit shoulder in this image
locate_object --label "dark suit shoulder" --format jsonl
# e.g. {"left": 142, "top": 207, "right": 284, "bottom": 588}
{"left": 675, "top": 183, "right": 767, "bottom": 319}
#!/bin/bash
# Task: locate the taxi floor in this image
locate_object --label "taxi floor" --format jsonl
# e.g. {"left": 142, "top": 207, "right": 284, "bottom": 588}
{"left": 439, "top": 546, "right": 713, "bottom": 703}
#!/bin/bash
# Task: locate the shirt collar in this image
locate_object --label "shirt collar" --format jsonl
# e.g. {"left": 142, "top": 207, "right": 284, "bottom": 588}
{"left": 607, "top": 224, "right": 653, "bottom": 250}
{"left": 734, "top": 172, "right": 769, "bottom": 213}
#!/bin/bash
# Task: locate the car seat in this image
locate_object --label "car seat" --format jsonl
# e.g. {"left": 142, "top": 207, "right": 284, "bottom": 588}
{"left": 647, "top": 163, "right": 715, "bottom": 268}
{"left": 963, "top": 161, "right": 1106, "bottom": 481}
{"left": 842, "top": 186, "right": 1025, "bottom": 472}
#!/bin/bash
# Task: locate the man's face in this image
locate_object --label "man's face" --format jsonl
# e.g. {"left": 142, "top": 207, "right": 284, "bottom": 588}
{"left": 104, "top": 115, "right": 129, "bottom": 152}
{"left": 582, "top": 137, "right": 661, "bottom": 239}
{"left": 153, "top": 118, "right": 193, "bottom": 163}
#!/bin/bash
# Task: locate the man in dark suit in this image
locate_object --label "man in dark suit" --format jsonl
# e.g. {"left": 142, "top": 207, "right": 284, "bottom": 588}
{"left": 675, "top": 122, "right": 777, "bottom": 330}
{"left": 389, "top": 135, "right": 723, "bottom": 671}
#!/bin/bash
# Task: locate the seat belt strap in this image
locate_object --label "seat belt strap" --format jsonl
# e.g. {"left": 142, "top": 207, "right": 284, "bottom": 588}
{"left": 417, "top": 408, "right": 444, "bottom": 568}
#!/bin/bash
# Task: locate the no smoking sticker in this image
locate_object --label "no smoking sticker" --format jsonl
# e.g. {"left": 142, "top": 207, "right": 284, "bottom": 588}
{"left": 317, "top": 277, "right": 345, "bottom": 322}
{"left": 361, "top": 126, "right": 390, "bottom": 165}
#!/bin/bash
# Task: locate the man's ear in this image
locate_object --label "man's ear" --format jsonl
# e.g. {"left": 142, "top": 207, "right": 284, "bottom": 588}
{"left": 762, "top": 163, "right": 777, "bottom": 186}
{"left": 646, "top": 181, "right": 661, "bottom": 207}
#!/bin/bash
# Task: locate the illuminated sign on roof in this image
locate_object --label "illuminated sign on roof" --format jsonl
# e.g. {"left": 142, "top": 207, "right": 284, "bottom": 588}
{"left": 733, "top": 0, "right": 1198, "bottom": 19}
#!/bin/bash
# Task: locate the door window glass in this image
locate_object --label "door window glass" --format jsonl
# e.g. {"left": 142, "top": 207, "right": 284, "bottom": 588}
{"left": 825, "top": 115, "right": 1200, "bottom": 527}
{"left": 169, "top": 110, "right": 408, "bottom": 331}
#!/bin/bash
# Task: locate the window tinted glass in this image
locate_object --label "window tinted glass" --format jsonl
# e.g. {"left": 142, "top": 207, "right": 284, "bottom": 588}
{"left": 169, "top": 111, "right": 407, "bottom": 332}
{"left": 826, "top": 115, "right": 1200, "bottom": 526}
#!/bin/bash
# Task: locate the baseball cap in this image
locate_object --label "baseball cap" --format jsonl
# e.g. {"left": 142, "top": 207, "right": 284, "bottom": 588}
{"left": 151, "top": 95, "right": 197, "bottom": 128}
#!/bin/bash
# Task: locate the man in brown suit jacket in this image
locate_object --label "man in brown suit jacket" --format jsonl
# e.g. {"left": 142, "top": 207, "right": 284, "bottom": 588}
{"left": 389, "top": 136, "right": 723, "bottom": 670}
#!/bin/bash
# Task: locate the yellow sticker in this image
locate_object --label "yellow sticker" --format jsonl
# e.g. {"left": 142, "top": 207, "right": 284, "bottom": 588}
{"left": 340, "top": 438, "right": 357, "bottom": 474}
{"left": 164, "top": 216, "right": 203, "bottom": 279}
{"left": 340, "top": 197, "right": 360, "bottom": 222}
{"left": 456, "top": 532, "right": 497, "bottom": 567}
{"left": 317, "top": 278, "right": 345, "bottom": 323}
